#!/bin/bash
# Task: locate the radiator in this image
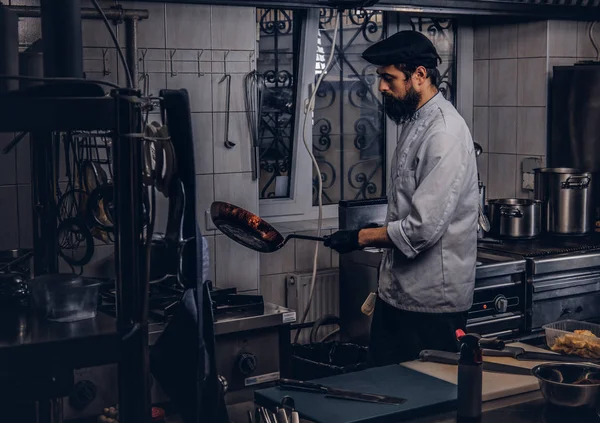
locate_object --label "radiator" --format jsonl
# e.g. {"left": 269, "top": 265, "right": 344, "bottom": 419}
{"left": 286, "top": 268, "right": 339, "bottom": 344}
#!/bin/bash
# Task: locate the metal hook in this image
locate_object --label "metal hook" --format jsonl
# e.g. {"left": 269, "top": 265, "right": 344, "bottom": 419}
{"left": 223, "top": 50, "right": 230, "bottom": 77}
{"left": 139, "top": 48, "right": 148, "bottom": 75}
{"left": 101, "top": 48, "right": 111, "bottom": 76}
{"left": 197, "top": 49, "right": 205, "bottom": 77}
{"left": 169, "top": 49, "right": 177, "bottom": 77}
{"left": 249, "top": 51, "right": 254, "bottom": 72}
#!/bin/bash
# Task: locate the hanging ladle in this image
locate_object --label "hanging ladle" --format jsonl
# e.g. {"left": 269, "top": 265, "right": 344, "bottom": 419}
{"left": 210, "top": 201, "right": 326, "bottom": 253}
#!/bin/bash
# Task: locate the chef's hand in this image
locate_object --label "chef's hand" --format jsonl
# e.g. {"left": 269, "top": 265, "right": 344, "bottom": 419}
{"left": 324, "top": 223, "right": 380, "bottom": 254}
{"left": 324, "top": 230, "right": 361, "bottom": 254}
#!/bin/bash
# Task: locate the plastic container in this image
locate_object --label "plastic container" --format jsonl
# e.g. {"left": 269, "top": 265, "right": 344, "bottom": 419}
{"left": 543, "top": 320, "right": 600, "bottom": 357}
{"left": 27, "top": 274, "right": 101, "bottom": 322}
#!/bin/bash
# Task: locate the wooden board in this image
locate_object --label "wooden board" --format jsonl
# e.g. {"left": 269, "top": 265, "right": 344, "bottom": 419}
{"left": 401, "top": 343, "right": 547, "bottom": 402}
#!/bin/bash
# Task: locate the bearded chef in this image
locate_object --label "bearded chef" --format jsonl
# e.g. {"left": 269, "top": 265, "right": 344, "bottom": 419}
{"left": 325, "top": 31, "right": 479, "bottom": 366}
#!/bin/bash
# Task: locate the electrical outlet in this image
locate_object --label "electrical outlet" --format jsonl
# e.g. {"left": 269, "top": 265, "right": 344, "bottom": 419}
{"left": 521, "top": 157, "right": 543, "bottom": 191}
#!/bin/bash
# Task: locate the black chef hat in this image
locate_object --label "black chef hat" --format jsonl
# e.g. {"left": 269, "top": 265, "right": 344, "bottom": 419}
{"left": 362, "top": 30, "right": 442, "bottom": 68}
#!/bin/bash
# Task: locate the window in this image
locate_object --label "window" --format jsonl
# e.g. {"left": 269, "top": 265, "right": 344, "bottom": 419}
{"left": 259, "top": 10, "right": 459, "bottom": 221}
{"left": 256, "top": 9, "right": 303, "bottom": 199}
{"left": 312, "top": 9, "right": 387, "bottom": 206}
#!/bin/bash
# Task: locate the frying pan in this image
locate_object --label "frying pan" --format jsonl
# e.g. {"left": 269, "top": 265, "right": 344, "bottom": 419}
{"left": 210, "top": 201, "right": 326, "bottom": 253}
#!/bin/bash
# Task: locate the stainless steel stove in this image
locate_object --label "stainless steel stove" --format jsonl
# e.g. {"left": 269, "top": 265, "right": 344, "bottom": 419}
{"left": 478, "top": 233, "right": 600, "bottom": 331}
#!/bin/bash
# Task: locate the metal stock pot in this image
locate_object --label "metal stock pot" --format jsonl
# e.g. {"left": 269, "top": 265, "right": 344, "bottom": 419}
{"left": 534, "top": 168, "right": 594, "bottom": 235}
{"left": 488, "top": 198, "right": 542, "bottom": 239}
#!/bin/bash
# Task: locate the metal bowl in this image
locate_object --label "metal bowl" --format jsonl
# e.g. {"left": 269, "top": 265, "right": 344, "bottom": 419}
{"left": 532, "top": 363, "right": 600, "bottom": 408}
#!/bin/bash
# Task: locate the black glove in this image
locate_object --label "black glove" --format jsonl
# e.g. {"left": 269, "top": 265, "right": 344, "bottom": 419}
{"left": 324, "top": 223, "right": 380, "bottom": 254}
{"left": 324, "top": 230, "right": 361, "bottom": 254}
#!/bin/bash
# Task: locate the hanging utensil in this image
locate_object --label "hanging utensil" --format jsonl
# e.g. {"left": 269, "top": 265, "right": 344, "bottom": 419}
{"left": 220, "top": 52, "right": 235, "bottom": 149}
{"left": 210, "top": 201, "right": 326, "bottom": 253}
{"left": 244, "top": 70, "right": 265, "bottom": 181}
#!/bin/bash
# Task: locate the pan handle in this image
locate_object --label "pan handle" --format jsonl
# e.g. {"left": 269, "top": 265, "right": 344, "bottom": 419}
{"left": 285, "top": 234, "right": 327, "bottom": 242}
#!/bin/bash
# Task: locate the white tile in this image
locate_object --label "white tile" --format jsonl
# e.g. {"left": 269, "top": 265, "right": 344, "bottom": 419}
{"left": 191, "top": 113, "right": 213, "bottom": 174}
{"left": 165, "top": 3, "right": 211, "bottom": 49}
{"left": 295, "top": 230, "right": 331, "bottom": 272}
{"left": 0, "top": 186, "right": 19, "bottom": 250}
{"left": 81, "top": 18, "right": 124, "bottom": 49}
{"left": 474, "top": 25, "right": 489, "bottom": 60}
{"left": 215, "top": 234, "right": 259, "bottom": 290}
{"left": 166, "top": 73, "right": 213, "bottom": 112}
{"left": 17, "top": 184, "right": 32, "bottom": 249}
{"left": 127, "top": 2, "right": 166, "bottom": 48}
{"left": 0, "top": 133, "right": 16, "bottom": 186}
{"left": 213, "top": 172, "right": 258, "bottom": 214}
{"left": 517, "top": 58, "right": 547, "bottom": 107}
{"left": 477, "top": 153, "right": 489, "bottom": 191}
{"left": 489, "top": 59, "right": 518, "bottom": 106}
{"left": 489, "top": 107, "right": 517, "bottom": 154}
{"left": 517, "top": 107, "right": 547, "bottom": 156}
{"left": 211, "top": 6, "right": 256, "bottom": 51}
{"left": 473, "top": 107, "right": 489, "bottom": 152}
{"left": 487, "top": 154, "right": 517, "bottom": 200}
{"left": 260, "top": 274, "right": 287, "bottom": 306}
{"left": 260, "top": 232, "right": 295, "bottom": 275}
{"left": 195, "top": 174, "right": 215, "bottom": 233}
{"left": 548, "top": 21, "right": 578, "bottom": 58}
{"left": 212, "top": 112, "right": 253, "bottom": 173}
{"left": 577, "top": 21, "right": 600, "bottom": 59}
{"left": 489, "top": 24, "right": 518, "bottom": 59}
{"left": 473, "top": 60, "right": 489, "bottom": 107}
{"left": 518, "top": 21, "right": 547, "bottom": 58}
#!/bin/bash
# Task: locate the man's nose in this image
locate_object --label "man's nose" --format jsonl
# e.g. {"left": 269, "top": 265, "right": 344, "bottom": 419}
{"left": 378, "top": 79, "right": 388, "bottom": 93}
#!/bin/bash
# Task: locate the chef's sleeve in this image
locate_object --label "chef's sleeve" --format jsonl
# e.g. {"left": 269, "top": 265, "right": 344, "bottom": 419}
{"left": 387, "top": 131, "right": 471, "bottom": 259}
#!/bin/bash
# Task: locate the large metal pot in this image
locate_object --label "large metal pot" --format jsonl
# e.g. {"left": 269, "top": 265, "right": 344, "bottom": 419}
{"left": 534, "top": 168, "right": 594, "bottom": 235}
{"left": 488, "top": 198, "right": 542, "bottom": 239}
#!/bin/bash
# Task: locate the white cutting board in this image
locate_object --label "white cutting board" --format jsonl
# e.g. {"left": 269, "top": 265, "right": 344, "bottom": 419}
{"left": 401, "top": 343, "right": 549, "bottom": 402}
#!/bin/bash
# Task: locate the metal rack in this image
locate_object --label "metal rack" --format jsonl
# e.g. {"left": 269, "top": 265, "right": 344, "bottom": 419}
{"left": 0, "top": 90, "right": 150, "bottom": 423}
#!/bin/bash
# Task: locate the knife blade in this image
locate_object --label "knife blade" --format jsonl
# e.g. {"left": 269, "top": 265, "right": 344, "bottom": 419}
{"left": 278, "top": 379, "right": 406, "bottom": 405}
{"left": 419, "top": 350, "right": 533, "bottom": 376}
{"left": 482, "top": 347, "right": 597, "bottom": 363}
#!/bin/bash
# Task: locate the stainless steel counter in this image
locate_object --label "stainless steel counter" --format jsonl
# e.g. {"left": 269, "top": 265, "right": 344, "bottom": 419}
{"left": 214, "top": 302, "right": 296, "bottom": 336}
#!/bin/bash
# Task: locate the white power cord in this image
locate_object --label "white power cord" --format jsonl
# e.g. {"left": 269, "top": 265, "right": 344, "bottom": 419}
{"left": 590, "top": 21, "right": 600, "bottom": 61}
{"left": 294, "top": 9, "right": 340, "bottom": 344}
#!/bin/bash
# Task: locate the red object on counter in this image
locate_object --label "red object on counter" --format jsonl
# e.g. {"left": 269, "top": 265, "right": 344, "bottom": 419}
{"left": 151, "top": 407, "right": 165, "bottom": 422}
{"left": 455, "top": 329, "right": 466, "bottom": 340}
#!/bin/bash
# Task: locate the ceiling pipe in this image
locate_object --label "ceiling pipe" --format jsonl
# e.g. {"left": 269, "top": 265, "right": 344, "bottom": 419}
{"left": 8, "top": 5, "right": 149, "bottom": 21}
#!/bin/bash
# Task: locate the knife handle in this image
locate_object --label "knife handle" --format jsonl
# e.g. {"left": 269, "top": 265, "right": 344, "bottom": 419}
{"left": 279, "top": 378, "right": 326, "bottom": 393}
{"left": 482, "top": 349, "right": 515, "bottom": 358}
{"left": 419, "top": 350, "right": 460, "bottom": 365}
{"left": 479, "top": 338, "right": 505, "bottom": 350}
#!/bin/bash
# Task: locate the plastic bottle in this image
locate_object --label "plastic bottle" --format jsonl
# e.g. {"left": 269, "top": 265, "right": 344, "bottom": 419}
{"left": 456, "top": 331, "right": 483, "bottom": 421}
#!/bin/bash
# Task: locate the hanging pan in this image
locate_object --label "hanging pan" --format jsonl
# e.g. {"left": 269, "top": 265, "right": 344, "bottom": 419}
{"left": 210, "top": 201, "right": 326, "bottom": 253}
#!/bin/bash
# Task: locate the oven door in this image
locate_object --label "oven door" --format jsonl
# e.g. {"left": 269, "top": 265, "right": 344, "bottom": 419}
{"left": 530, "top": 269, "right": 600, "bottom": 329}
{"left": 468, "top": 271, "right": 526, "bottom": 337}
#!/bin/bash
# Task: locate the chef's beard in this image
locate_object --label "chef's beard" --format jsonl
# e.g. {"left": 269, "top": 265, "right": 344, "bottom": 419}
{"left": 383, "top": 87, "right": 421, "bottom": 125}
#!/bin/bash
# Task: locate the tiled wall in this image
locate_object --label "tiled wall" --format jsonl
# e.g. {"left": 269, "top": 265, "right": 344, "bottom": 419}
{"left": 472, "top": 19, "right": 592, "bottom": 201}
{"left": 2, "top": 1, "right": 339, "bottom": 299}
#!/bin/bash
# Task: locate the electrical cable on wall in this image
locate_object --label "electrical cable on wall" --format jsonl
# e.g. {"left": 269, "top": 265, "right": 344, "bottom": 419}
{"left": 589, "top": 21, "right": 599, "bottom": 61}
{"left": 90, "top": 0, "right": 133, "bottom": 88}
{"left": 294, "top": 8, "right": 340, "bottom": 344}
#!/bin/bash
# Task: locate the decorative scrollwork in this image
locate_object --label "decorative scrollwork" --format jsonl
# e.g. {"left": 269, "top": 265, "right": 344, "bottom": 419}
{"left": 259, "top": 9, "right": 293, "bottom": 35}
{"left": 263, "top": 70, "right": 293, "bottom": 88}
{"left": 313, "top": 118, "right": 332, "bottom": 152}
{"left": 314, "top": 79, "right": 336, "bottom": 110}
{"left": 319, "top": 8, "right": 334, "bottom": 25}
{"left": 312, "top": 158, "right": 336, "bottom": 204}
{"left": 347, "top": 159, "right": 383, "bottom": 200}
{"left": 353, "top": 117, "right": 380, "bottom": 152}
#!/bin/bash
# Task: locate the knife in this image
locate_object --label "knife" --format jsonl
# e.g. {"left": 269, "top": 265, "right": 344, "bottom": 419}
{"left": 419, "top": 350, "right": 533, "bottom": 376}
{"left": 482, "top": 346, "right": 597, "bottom": 363}
{"left": 278, "top": 378, "right": 407, "bottom": 405}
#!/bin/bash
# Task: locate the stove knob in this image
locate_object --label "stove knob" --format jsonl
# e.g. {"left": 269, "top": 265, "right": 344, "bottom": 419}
{"left": 494, "top": 296, "right": 508, "bottom": 313}
{"left": 237, "top": 352, "right": 258, "bottom": 376}
{"left": 68, "top": 380, "right": 97, "bottom": 411}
